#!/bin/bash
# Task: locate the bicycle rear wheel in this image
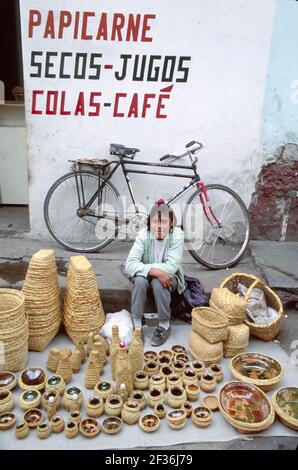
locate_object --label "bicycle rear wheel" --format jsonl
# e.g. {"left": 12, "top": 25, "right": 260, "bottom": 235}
{"left": 44, "top": 170, "right": 122, "bottom": 252}
{"left": 183, "top": 184, "right": 250, "bottom": 269}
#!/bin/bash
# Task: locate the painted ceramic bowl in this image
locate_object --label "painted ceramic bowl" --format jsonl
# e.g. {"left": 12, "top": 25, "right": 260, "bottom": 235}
{"left": 0, "top": 412, "right": 16, "bottom": 430}
{"left": 219, "top": 382, "right": 274, "bottom": 433}
{"left": 230, "top": 352, "right": 283, "bottom": 391}
{"left": 23, "top": 408, "right": 44, "bottom": 428}
{"left": 79, "top": 418, "right": 100, "bottom": 437}
{"left": 139, "top": 414, "right": 160, "bottom": 433}
{"left": 272, "top": 387, "right": 298, "bottom": 431}
{"left": 102, "top": 416, "right": 122, "bottom": 434}
{"left": 19, "top": 368, "right": 47, "bottom": 391}
{"left": 0, "top": 371, "right": 17, "bottom": 391}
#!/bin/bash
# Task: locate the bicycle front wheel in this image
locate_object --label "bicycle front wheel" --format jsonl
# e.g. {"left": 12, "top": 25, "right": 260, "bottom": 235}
{"left": 183, "top": 184, "right": 250, "bottom": 269}
{"left": 44, "top": 170, "right": 122, "bottom": 252}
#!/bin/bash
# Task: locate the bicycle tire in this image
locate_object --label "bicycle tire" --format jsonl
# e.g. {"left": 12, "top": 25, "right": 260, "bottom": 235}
{"left": 183, "top": 183, "right": 250, "bottom": 269}
{"left": 44, "top": 170, "right": 123, "bottom": 253}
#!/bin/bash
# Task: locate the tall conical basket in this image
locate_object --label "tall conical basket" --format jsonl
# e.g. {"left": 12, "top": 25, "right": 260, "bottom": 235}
{"left": 63, "top": 256, "right": 105, "bottom": 344}
{"left": 0, "top": 289, "right": 28, "bottom": 371}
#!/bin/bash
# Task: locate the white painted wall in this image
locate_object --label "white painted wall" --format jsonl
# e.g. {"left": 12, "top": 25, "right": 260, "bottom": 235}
{"left": 20, "top": 0, "right": 276, "bottom": 238}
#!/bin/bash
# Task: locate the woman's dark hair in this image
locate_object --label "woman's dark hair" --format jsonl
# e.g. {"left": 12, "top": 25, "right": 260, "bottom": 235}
{"left": 147, "top": 199, "right": 177, "bottom": 231}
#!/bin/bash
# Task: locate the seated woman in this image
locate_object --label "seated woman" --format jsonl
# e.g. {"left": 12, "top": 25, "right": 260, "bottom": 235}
{"left": 125, "top": 199, "right": 186, "bottom": 346}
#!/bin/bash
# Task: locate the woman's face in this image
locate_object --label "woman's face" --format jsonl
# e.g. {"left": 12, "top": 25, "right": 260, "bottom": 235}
{"left": 150, "top": 213, "right": 171, "bottom": 240}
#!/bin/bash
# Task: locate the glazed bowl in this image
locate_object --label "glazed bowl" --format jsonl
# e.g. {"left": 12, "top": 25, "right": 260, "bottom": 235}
{"left": 94, "top": 380, "right": 114, "bottom": 401}
{"left": 23, "top": 408, "right": 44, "bottom": 428}
{"left": 15, "top": 422, "right": 29, "bottom": 439}
{"left": 79, "top": 418, "right": 100, "bottom": 437}
{"left": 185, "top": 383, "right": 200, "bottom": 402}
{"left": 102, "top": 416, "right": 122, "bottom": 434}
{"left": 19, "top": 368, "right": 47, "bottom": 391}
{"left": 160, "top": 365, "right": 174, "bottom": 378}
{"left": 0, "top": 371, "right": 17, "bottom": 391}
{"left": 272, "top": 387, "right": 298, "bottom": 431}
{"left": 154, "top": 403, "right": 167, "bottom": 419}
{"left": 166, "top": 409, "right": 187, "bottom": 430}
{"left": 190, "top": 360, "right": 205, "bottom": 379}
{"left": 192, "top": 406, "right": 213, "bottom": 428}
{"left": 139, "top": 414, "right": 160, "bottom": 433}
{"left": 181, "top": 401, "right": 193, "bottom": 418}
{"left": 0, "top": 412, "right": 16, "bottom": 430}
{"left": 230, "top": 352, "right": 283, "bottom": 391}
{"left": 130, "top": 390, "right": 146, "bottom": 410}
{"left": 144, "top": 351, "right": 158, "bottom": 362}
{"left": 158, "top": 350, "right": 173, "bottom": 361}
{"left": 19, "top": 389, "right": 42, "bottom": 411}
{"left": 174, "top": 353, "right": 190, "bottom": 366}
{"left": 171, "top": 345, "right": 186, "bottom": 355}
{"left": 219, "top": 382, "right": 275, "bottom": 434}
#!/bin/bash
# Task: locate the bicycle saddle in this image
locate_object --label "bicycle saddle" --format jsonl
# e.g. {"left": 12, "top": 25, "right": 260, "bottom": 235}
{"left": 110, "top": 143, "right": 140, "bottom": 158}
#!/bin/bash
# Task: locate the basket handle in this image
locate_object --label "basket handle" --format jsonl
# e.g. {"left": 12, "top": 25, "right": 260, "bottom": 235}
{"left": 245, "top": 279, "right": 266, "bottom": 301}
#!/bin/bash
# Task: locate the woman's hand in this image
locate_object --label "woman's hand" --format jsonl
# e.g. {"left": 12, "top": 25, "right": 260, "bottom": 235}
{"left": 148, "top": 267, "right": 172, "bottom": 288}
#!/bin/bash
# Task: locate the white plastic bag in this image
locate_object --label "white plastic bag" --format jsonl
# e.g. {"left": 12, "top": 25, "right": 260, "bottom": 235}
{"left": 100, "top": 309, "right": 134, "bottom": 346}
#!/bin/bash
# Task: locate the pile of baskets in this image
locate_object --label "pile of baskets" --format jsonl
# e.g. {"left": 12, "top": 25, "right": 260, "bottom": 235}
{"left": 0, "top": 289, "right": 28, "bottom": 371}
{"left": 63, "top": 256, "right": 105, "bottom": 344}
{"left": 22, "top": 249, "right": 62, "bottom": 352}
{"left": 189, "top": 272, "right": 283, "bottom": 361}
{"left": 217, "top": 273, "right": 283, "bottom": 342}
{"left": 189, "top": 307, "right": 228, "bottom": 365}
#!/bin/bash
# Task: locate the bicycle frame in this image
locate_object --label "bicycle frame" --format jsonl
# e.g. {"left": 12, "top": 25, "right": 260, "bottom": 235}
{"left": 76, "top": 153, "right": 199, "bottom": 220}
{"left": 73, "top": 148, "right": 222, "bottom": 229}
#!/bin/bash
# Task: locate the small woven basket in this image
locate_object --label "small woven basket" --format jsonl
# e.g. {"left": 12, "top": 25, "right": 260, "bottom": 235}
{"left": 223, "top": 324, "right": 250, "bottom": 358}
{"left": 221, "top": 273, "right": 283, "bottom": 341}
{"left": 210, "top": 287, "right": 247, "bottom": 325}
{"left": 189, "top": 330, "right": 223, "bottom": 366}
{"left": 192, "top": 307, "right": 228, "bottom": 344}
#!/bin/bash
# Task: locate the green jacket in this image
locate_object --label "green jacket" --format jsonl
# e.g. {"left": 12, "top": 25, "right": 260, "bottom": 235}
{"left": 125, "top": 227, "right": 186, "bottom": 294}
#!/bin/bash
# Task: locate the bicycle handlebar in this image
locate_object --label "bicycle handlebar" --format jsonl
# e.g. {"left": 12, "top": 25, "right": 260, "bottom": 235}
{"left": 159, "top": 141, "right": 203, "bottom": 161}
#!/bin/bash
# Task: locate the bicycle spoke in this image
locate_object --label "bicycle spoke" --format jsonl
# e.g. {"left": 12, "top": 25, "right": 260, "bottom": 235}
{"left": 185, "top": 185, "right": 250, "bottom": 268}
{"left": 44, "top": 171, "right": 120, "bottom": 251}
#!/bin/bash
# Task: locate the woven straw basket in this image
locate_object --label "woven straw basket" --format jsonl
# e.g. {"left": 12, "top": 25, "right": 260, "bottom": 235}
{"left": 22, "top": 249, "right": 62, "bottom": 351}
{"left": 192, "top": 307, "right": 228, "bottom": 344}
{"left": 63, "top": 256, "right": 105, "bottom": 344}
{"left": 220, "top": 273, "right": 283, "bottom": 341}
{"left": 189, "top": 330, "right": 223, "bottom": 366}
{"left": 210, "top": 287, "right": 247, "bottom": 325}
{"left": 223, "top": 324, "right": 249, "bottom": 358}
{"left": 0, "top": 289, "right": 28, "bottom": 372}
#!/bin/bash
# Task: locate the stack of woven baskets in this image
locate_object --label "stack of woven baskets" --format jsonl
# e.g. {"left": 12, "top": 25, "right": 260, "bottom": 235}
{"left": 63, "top": 256, "right": 105, "bottom": 344}
{"left": 0, "top": 289, "right": 28, "bottom": 371}
{"left": 189, "top": 307, "right": 227, "bottom": 365}
{"left": 209, "top": 286, "right": 249, "bottom": 357}
{"left": 212, "top": 273, "right": 283, "bottom": 346}
{"left": 22, "top": 249, "right": 62, "bottom": 352}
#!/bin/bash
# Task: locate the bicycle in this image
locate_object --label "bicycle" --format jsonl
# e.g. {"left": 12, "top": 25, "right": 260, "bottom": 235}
{"left": 44, "top": 140, "right": 250, "bottom": 269}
